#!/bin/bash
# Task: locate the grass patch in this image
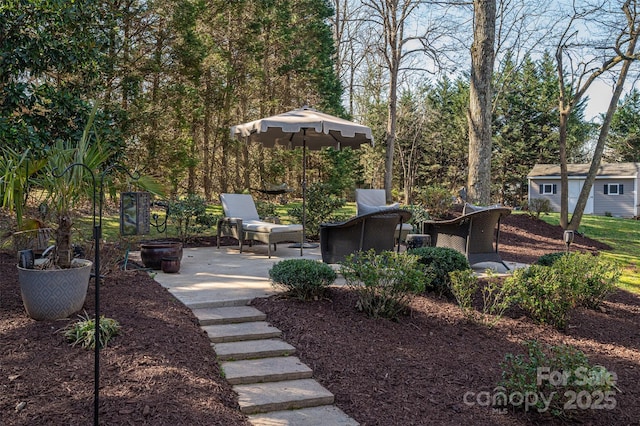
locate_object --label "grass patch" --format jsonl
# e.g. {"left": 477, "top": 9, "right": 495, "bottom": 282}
{"left": 538, "top": 213, "right": 640, "bottom": 294}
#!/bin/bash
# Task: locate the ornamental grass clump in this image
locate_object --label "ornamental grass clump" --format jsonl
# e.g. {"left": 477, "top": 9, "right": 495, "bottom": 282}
{"left": 269, "top": 258, "right": 337, "bottom": 301}
{"left": 340, "top": 249, "right": 425, "bottom": 320}
{"left": 62, "top": 312, "right": 121, "bottom": 350}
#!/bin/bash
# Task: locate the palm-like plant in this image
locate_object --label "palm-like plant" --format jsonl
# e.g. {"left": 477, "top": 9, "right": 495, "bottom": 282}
{"left": 38, "top": 107, "right": 112, "bottom": 268}
{"left": 0, "top": 147, "right": 47, "bottom": 230}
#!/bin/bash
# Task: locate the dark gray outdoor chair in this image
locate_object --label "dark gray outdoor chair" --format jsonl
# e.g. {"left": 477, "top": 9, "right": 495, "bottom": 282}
{"left": 319, "top": 209, "right": 412, "bottom": 264}
{"left": 422, "top": 206, "right": 512, "bottom": 270}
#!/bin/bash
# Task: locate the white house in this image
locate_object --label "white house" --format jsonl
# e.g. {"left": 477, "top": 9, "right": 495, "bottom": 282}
{"left": 527, "top": 163, "right": 640, "bottom": 218}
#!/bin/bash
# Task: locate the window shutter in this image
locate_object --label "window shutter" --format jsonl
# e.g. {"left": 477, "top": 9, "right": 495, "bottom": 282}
{"left": 538, "top": 183, "right": 542, "bottom": 194}
{"left": 552, "top": 184, "right": 557, "bottom": 194}
{"left": 604, "top": 185, "right": 608, "bottom": 195}
{"left": 620, "top": 184, "right": 624, "bottom": 195}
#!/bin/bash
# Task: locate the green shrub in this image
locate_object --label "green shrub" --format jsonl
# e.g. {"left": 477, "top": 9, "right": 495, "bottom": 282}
{"left": 414, "top": 185, "right": 453, "bottom": 220}
{"left": 255, "top": 200, "right": 278, "bottom": 219}
{"left": 402, "top": 204, "right": 431, "bottom": 233}
{"left": 62, "top": 312, "right": 121, "bottom": 350}
{"left": 525, "top": 198, "right": 552, "bottom": 219}
{"left": 287, "top": 182, "right": 346, "bottom": 238}
{"left": 449, "top": 270, "right": 513, "bottom": 326}
{"left": 504, "top": 265, "right": 577, "bottom": 329}
{"left": 169, "top": 194, "right": 218, "bottom": 242}
{"left": 449, "top": 269, "right": 477, "bottom": 320}
{"left": 505, "top": 253, "right": 621, "bottom": 328}
{"left": 408, "top": 246, "right": 470, "bottom": 297}
{"left": 340, "top": 250, "right": 425, "bottom": 320}
{"left": 536, "top": 252, "right": 567, "bottom": 266}
{"left": 499, "top": 340, "right": 618, "bottom": 416}
{"left": 269, "top": 259, "right": 337, "bottom": 300}
{"left": 553, "top": 252, "right": 620, "bottom": 309}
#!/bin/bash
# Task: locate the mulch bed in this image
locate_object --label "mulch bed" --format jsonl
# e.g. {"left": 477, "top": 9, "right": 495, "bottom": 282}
{"left": 0, "top": 250, "right": 249, "bottom": 425}
{"left": 1, "top": 213, "right": 639, "bottom": 425}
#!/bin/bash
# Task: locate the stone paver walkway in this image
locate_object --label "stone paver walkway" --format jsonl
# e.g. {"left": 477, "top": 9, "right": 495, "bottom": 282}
{"left": 148, "top": 243, "right": 357, "bottom": 425}
{"left": 147, "top": 242, "right": 526, "bottom": 425}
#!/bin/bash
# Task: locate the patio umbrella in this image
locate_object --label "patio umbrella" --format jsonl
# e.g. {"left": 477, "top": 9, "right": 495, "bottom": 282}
{"left": 230, "top": 106, "right": 374, "bottom": 254}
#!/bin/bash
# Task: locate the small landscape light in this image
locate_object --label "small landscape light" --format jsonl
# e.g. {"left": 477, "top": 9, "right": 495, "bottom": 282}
{"left": 563, "top": 230, "right": 575, "bottom": 253}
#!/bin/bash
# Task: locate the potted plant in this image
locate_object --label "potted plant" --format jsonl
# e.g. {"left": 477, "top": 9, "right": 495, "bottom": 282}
{"left": 16, "top": 107, "right": 112, "bottom": 320}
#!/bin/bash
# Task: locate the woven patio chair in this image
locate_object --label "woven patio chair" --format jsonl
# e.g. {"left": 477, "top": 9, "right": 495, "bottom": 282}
{"left": 319, "top": 209, "right": 412, "bottom": 264}
{"left": 354, "top": 189, "right": 414, "bottom": 243}
{"left": 422, "top": 206, "right": 512, "bottom": 270}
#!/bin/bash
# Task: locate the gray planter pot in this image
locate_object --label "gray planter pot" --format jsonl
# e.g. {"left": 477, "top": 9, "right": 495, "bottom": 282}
{"left": 17, "top": 259, "right": 92, "bottom": 321}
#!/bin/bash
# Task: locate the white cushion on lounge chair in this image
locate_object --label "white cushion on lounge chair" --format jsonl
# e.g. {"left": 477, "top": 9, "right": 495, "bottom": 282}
{"left": 243, "top": 220, "right": 302, "bottom": 233}
{"left": 221, "top": 193, "right": 261, "bottom": 220}
{"left": 218, "top": 193, "right": 304, "bottom": 258}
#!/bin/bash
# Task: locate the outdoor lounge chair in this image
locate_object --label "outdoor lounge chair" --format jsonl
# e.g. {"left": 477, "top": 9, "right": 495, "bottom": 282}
{"left": 217, "top": 193, "right": 303, "bottom": 258}
{"left": 422, "top": 205, "right": 512, "bottom": 270}
{"left": 354, "top": 189, "right": 414, "bottom": 243}
{"left": 319, "top": 209, "right": 412, "bottom": 264}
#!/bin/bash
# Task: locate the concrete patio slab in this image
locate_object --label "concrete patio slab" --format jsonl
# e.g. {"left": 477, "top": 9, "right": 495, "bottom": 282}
{"left": 150, "top": 244, "right": 328, "bottom": 308}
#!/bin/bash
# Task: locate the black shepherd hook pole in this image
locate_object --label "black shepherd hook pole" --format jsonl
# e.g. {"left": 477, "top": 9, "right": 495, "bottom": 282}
{"left": 55, "top": 162, "right": 139, "bottom": 426}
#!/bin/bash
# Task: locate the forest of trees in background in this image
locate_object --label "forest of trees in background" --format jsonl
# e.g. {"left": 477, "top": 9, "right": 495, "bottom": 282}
{"left": 1, "top": 0, "right": 638, "bottom": 207}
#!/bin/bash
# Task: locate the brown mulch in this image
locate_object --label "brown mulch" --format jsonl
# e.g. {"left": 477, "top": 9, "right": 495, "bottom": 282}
{"left": 1, "top": 213, "right": 639, "bottom": 425}
{"left": 0, "top": 250, "right": 249, "bottom": 425}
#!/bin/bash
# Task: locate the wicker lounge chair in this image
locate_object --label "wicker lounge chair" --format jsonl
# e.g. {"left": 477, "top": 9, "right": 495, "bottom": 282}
{"left": 422, "top": 206, "right": 512, "bottom": 270}
{"left": 319, "top": 209, "right": 412, "bottom": 264}
{"left": 217, "top": 193, "right": 303, "bottom": 258}
{"left": 354, "top": 189, "right": 414, "bottom": 243}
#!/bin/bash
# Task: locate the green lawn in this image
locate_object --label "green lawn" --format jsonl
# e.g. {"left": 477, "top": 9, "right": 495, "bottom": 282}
{"left": 537, "top": 213, "right": 640, "bottom": 294}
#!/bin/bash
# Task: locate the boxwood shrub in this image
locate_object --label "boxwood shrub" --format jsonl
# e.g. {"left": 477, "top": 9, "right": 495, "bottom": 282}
{"left": 269, "top": 259, "right": 337, "bottom": 301}
{"left": 407, "top": 246, "right": 470, "bottom": 297}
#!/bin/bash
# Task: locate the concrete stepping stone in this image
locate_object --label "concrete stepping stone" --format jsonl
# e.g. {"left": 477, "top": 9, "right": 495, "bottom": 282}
{"left": 213, "top": 339, "right": 296, "bottom": 361}
{"left": 193, "top": 306, "right": 266, "bottom": 326}
{"left": 203, "top": 322, "right": 281, "bottom": 343}
{"left": 234, "top": 379, "right": 334, "bottom": 415}
{"left": 248, "top": 405, "right": 359, "bottom": 426}
{"left": 222, "top": 356, "right": 312, "bottom": 385}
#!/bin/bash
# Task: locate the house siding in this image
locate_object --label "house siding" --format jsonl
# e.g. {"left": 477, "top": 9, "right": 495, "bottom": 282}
{"left": 594, "top": 178, "right": 636, "bottom": 217}
{"left": 529, "top": 179, "right": 562, "bottom": 212}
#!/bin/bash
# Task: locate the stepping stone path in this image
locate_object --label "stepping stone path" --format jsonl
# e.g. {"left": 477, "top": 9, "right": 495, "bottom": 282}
{"left": 192, "top": 304, "right": 359, "bottom": 425}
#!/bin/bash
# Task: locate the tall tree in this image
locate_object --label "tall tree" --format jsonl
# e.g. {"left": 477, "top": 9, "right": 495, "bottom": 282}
{"left": 467, "top": 0, "right": 496, "bottom": 205}
{"left": 555, "top": 0, "right": 640, "bottom": 229}
{"left": 0, "top": 0, "right": 120, "bottom": 154}
{"left": 606, "top": 89, "right": 640, "bottom": 162}
{"left": 361, "top": 0, "right": 449, "bottom": 202}
{"left": 492, "top": 53, "right": 593, "bottom": 205}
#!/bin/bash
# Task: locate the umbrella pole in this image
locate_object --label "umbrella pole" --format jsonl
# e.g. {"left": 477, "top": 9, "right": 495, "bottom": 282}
{"left": 301, "top": 132, "right": 306, "bottom": 256}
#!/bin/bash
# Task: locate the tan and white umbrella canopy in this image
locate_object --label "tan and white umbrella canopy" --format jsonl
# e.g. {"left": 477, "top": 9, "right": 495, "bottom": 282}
{"left": 230, "top": 106, "right": 374, "bottom": 149}
{"left": 230, "top": 106, "right": 373, "bottom": 253}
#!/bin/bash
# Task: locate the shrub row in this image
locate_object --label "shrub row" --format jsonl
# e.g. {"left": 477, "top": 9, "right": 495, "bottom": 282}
{"left": 504, "top": 252, "right": 620, "bottom": 329}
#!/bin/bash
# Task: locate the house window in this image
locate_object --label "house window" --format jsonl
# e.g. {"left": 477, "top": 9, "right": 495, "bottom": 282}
{"left": 540, "top": 183, "right": 557, "bottom": 195}
{"left": 604, "top": 184, "right": 624, "bottom": 195}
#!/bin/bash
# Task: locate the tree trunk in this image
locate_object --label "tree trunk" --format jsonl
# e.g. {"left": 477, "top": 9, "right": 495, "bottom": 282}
{"left": 56, "top": 215, "right": 73, "bottom": 268}
{"left": 558, "top": 109, "right": 570, "bottom": 228}
{"left": 568, "top": 37, "right": 637, "bottom": 230}
{"left": 467, "top": 0, "right": 496, "bottom": 205}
